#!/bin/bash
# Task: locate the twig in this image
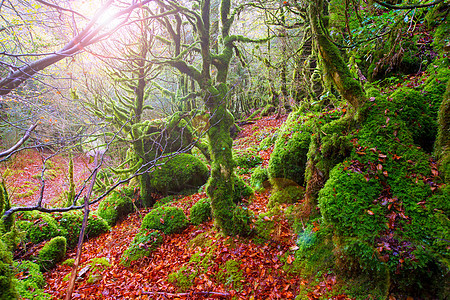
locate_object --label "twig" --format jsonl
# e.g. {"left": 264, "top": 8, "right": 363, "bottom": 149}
{"left": 65, "top": 153, "right": 100, "bottom": 300}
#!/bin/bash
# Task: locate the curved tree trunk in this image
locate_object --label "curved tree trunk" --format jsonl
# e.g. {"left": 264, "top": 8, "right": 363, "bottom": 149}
{"left": 308, "top": 0, "right": 367, "bottom": 109}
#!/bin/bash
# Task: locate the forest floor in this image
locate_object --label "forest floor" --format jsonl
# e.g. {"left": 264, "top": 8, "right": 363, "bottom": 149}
{"left": 5, "top": 114, "right": 352, "bottom": 299}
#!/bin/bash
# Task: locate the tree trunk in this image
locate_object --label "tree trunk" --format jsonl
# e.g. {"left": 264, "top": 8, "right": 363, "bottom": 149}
{"left": 308, "top": 0, "right": 366, "bottom": 109}
{"left": 205, "top": 84, "right": 236, "bottom": 235}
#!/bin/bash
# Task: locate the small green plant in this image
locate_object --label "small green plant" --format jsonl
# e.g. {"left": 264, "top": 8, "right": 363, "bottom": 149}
{"left": 38, "top": 236, "right": 67, "bottom": 271}
{"left": 189, "top": 198, "right": 212, "bottom": 225}
{"left": 142, "top": 206, "right": 188, "bottom": 235}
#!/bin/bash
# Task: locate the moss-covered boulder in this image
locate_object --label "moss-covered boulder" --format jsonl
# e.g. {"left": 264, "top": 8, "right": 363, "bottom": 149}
{"left": 268, "top": 110, "right": 314, "bottom": 186}
{"left": 14, "top": 260, "right": 51, "bottom": 299}
{"left": 0, "top": 239, "right": 17, "bottom": 300}
{"left": 312, "top": 94, "right": 450, "bottom": 297}
{"left": 53, "top": 211, "right": 110, "bottom": 248}
{"left": 142, "top": 206, "right": 188, "bottom": 235}
{"left": 268, "top": 184, "right": 305, "bottom": 208}
{"left": 38, "top": 236, "right": 67, "bottom": 271}
{"left": 149, "top": 153, "right": 209, "bottom": 194}
{"left": 120, "top": 229, "right": 163, "bottom": 266}
{"left": 16, "top": 211, "right": 67, "bottom": 245}
{"left": 189, "top": 198, "right": 212, "bottom": 225}
{"left": 97, "top": 186, "right": 136, "bottom": 226}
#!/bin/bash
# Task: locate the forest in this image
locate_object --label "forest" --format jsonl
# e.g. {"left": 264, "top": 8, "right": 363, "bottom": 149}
{"left": 0, "top": 0, "right": 449, "bottom": 299}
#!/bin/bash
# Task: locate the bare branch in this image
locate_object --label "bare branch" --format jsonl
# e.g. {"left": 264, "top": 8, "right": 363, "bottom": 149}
{"left": 0, "top": 122, "right": 37, "bottom": 158}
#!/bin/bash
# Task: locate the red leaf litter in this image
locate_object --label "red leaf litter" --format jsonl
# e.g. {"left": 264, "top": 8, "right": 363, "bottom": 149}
{"left": 2, "top": 113, "right": 351, "bottom": 299}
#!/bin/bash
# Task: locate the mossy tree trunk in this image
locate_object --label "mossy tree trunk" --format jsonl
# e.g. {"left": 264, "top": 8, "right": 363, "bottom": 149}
{"left": 308, "top": 0, "right": 367, "bottom": 109}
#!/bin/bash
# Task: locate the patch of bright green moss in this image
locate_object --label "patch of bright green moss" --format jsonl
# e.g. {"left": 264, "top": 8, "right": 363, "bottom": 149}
{"left": 250, "top": 166, "right": 269, "bottom": 190}
{"left": 150, "top": 153, "right": 209, "bottom": 194}
{"left": 120, "top": 229, "right": 163, "bottom": 266}
{"left": 97, "top": 186, "right": 135, "bottom": 226}
{"left": 189, "top": 198, "right": 212, "bottom": 226}
{"left": 216, "top": 260, "right": 244, "bottom": 291}
{"left": 142, "top": 206, "right": 188, "bottom": 235}
{"left": 16, "top": 211, "right": 67, "bottom": 245}
{"left": 38, "top": 236, "right": 66, "bottom": 271}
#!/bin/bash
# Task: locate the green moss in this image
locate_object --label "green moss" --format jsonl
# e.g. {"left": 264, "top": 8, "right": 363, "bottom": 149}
{"left": 14, "top": 260, "right": 52, "bottom": 299}
{"left": 168, "top": 265, "right": 197, "bottom": 292}
{"left": 97, "top": 186, "right": 135, "bottom": 226}
{"left": 215, "top": 260, "right": 244, "bottom": 291}
{"left": 53, "top": 211, "right": 110, "bottom": 248}
{"left": 120, "top": 229, "right": 163, "bottom": 266}
{"left": 390, "top": 87, "right": 439, "bottom": 152}
{"left": 86, "top": 257, "right": 111, "bottom": 284}
{"left": 250, "top": 166, "right": 269, "bottom": 190}
{"left": 142, "top": 206, "right": 188, "bottom": 235}
{"left": 61, "top": 258, "right": 75, "bottom": 267}
{"left": 230, "top": 205, "right": 252, "bottom": 237}
{"left": 233, "top": 148, "right": 262, "bottom": 174}
{"left": 268, "top": 185, "right": 305, "bottom": 208}
{"left": 150, "top": 153, "right": 209, "bottom": 194}
{"left": 16, "top": 211, "right": 67, "bottom": 245}
{"left": 189, "top": 198, "right": 212, "bottom": 226}
{"left": 232, "top": 176, "right": 253, "bottom": 203}
{"left": 268, "top": 111, "right": 314, "bottom": 186}
{"left": 0, "top": 239, "right": 17, "bottom": 300}
{"left": 38, "top": 236, "right": 67, "bottom": 271}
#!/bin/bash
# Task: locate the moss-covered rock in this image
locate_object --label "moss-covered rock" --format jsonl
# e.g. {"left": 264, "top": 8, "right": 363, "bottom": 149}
{"left": 189, "top": 198, "right": 212, "bottom": 226}
{"left": 53, "top": 211, "right": 110, "bottom": 248}
{"left": 232, "top": 176, "right": 253, "bottom": 203}
{"left": 150, "top": 153, "right": 209, "bottom": 194}
{"left": 121, "top": 229, "right": 163, "bottom": 266}
{"left": 268, "top": 110, "right": 314, "bottom": 186}
{"left": 142, "top": 206, "right": 188, "bottom": 235}
{"left": 268, "top": 184, "right": 305, "bottom": 208}
{"left": 250, "top": 166, "right": 269, "bottom": 190}
{"left": 233, "top": 148, "right": 262, "bottom": 174}
{"left": 312, "top": 93, "right": 450, "bottom": 297}
{"left": 0, "top": 239, "right": 17, "bottom": 300}
{"left": 38, "top": 236, "right": 67, "bottom": 271}
{"left": 14, "top": 260, "right": 51, "bottom": 299}
{"left": 16, "top": 211, "right": 67, "bottom": 245}
{"left": 97, "top": 186, "right": 136, "bottom": 226}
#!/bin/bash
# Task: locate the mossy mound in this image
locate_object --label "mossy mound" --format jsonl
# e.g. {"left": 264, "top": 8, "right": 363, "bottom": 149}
{"left": 268, "top": 110, "right": 314, "bottom": 186}
{"left": 189, "top": 198, "right": 212, "bottom": 225}
{"left": 120, "top": 229, "right": 163, "bottom": 266}
{"left": 38, "top": 236, "right": 66, "bottom": 271}
{"left": 233, "top": 148, "right": 262, "bottom": 174}
{"left": 14, "top": 260, "right": 51, "bottom": 299}
{"left": 53, "top": 211, "right": 110, "bottom": 248}
{"left": 313, "top": 94, "right": 450, "bottom": 297}
{"left": 16, "top": 211, "right": 67, "bottom": 245}
{"left": 142, "top": 206, "right": 188, "bottom": 235}
{"left": 97, "top": 186, "right": 136, "bottom": 226}
{"left": 268, "top": 184, "right": 305, "bottom": 208}
{"left": 0, "top": 239, "right": 17, "bottom": 300}
{"left": 149, "top": 153, "right": 209, "bottom": 194}
{"left": 215, "top": 259, "right": 244, "bottom": 291}
{"left": 250, "top": 166, "right": 269, "bottom": 190}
